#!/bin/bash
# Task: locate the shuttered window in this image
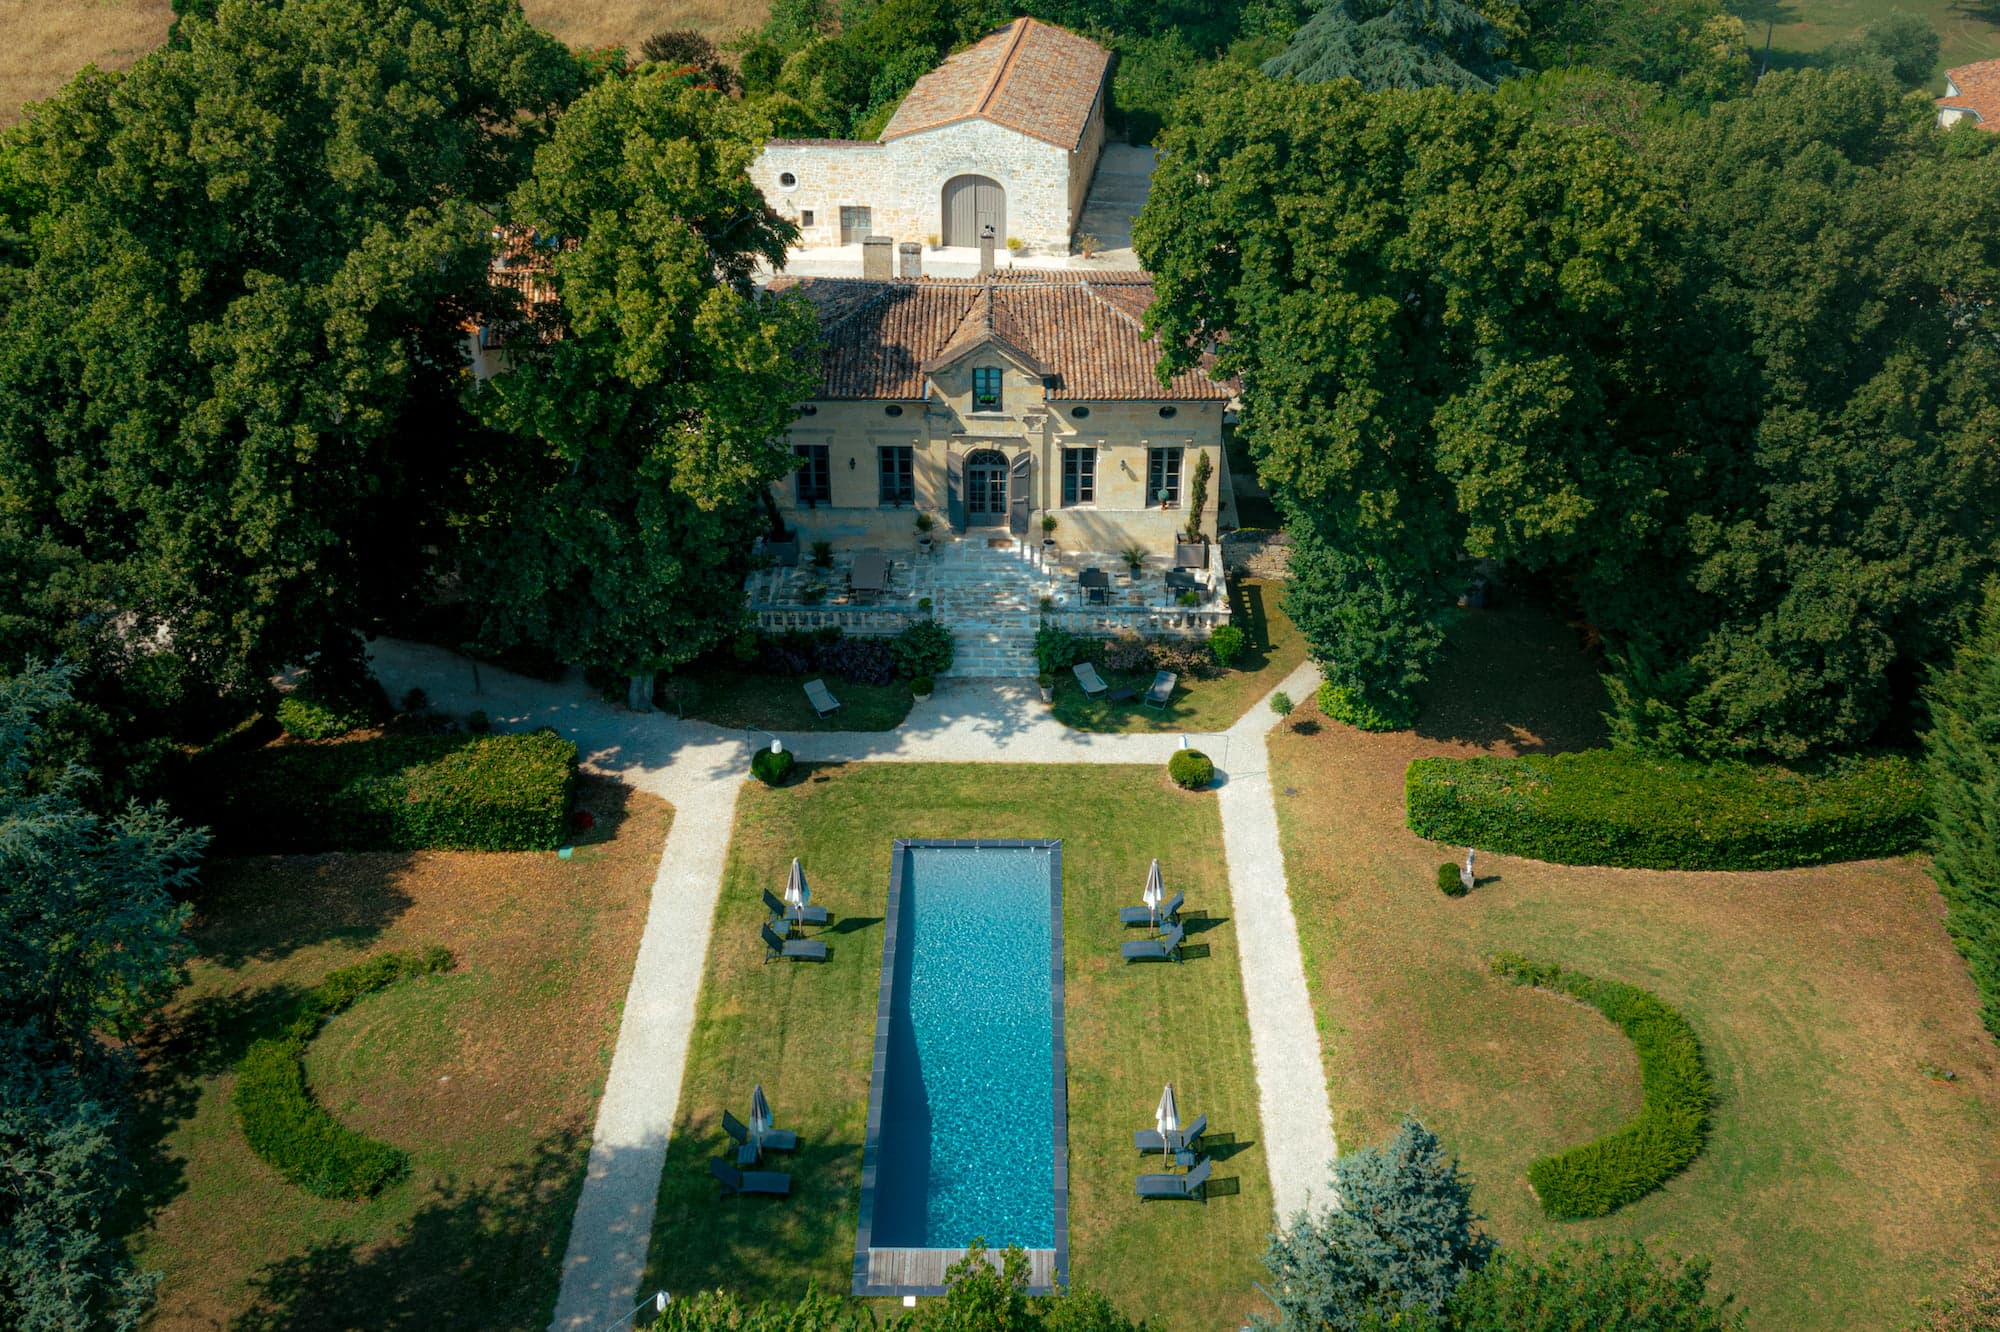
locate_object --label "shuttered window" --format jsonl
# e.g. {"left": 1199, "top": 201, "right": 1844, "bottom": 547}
{"left": 794, "top": 444, "right": 831, "bottom": 505}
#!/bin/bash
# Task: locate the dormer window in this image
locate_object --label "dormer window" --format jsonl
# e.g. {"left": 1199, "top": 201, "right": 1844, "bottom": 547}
{"left": 973, "top": 367, "right": 1002, "bottom": 412}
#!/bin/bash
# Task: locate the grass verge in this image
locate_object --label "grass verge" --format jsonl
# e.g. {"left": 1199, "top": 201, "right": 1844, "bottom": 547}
{"left": 128, "top": 776, "right": 669, "bottom": 1330}
{"left": 1052, "top": 577, "right": 1304, "bottom": 735}
{"left": 1268, "top": 599, "right": 2000, "bottom": 1331}
{"left": 642, "top": 763, "right": 1272, "bottom": 1331}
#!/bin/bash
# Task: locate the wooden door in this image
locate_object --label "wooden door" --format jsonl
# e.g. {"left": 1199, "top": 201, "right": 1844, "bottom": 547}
{"left": 941, "top": 175, "right": 1005, "bottom": 248}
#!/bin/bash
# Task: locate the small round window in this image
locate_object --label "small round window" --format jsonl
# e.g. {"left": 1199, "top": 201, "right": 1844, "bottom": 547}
{"left": 1158, "top": 405, "right": 1178, "bottom": 419}
{"left": 885, "top": 404, "right": 904, "bottom": 418}
{"left": 1072, "top": 406, "right": 1091, "bottom": 419}
{"left": 779, "top": 171, "right": 798, "bottom": 189}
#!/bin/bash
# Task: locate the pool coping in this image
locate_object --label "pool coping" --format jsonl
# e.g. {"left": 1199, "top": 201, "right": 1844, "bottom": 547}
{"left": 852, "top": 837, "right": 1069, "bottom": 1298}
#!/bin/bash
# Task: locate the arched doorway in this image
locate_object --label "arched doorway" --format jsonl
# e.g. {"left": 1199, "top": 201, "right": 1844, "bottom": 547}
{"left": 941, "top": 175, "right": 1005, "bottom": 249}
{"left": 965, "top": 448, "right": 1009, "bottom": 524}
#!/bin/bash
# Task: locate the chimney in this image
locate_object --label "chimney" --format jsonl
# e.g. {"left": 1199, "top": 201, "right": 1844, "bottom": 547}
{"left": 862, "top": 234, "right": 894, "bottom": 281}
{"left": 898, "top": 241, "right": 922, "bottom": 281}
{"left": 979, "top": 224, "right": 996, "bottom": 278}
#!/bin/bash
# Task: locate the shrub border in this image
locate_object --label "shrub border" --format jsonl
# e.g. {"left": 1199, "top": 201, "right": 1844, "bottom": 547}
{"left": 1489, "top": 953, "right": 1713, "bottom": 1219}
{"left": 233, "top": 946, "right": 455, "bottom": 1199}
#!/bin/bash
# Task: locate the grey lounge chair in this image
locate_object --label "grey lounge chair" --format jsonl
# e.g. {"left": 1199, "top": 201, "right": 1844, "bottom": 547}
{"left": 1136, "top": 1156, "right": 1212, "bottom": 1202}
{"left": 1122, "top": 922, "right": 1185, "bottom": 963}
{"left": 763, "top": 887, "right": 829, "bottom": 927}
{"left": 722, "top": 1109, "right": 798, "bottom": 1154}
{"left": 1143, "top": 671, "right": 1177, "bottom": 710}
{"left": 1073, "top": 662, "right": 1109, "bottom": 698}
{"left": 1119, "top": 891, "right": 1184, "bottom": 928}
{"left": 762, "top": 922, "right": 827, "bottom": 963}
{"left": 709, "top": 1157, "right": 791, "bottom": 1197}
{"left": 804, "top": 678, "right": 841, "bottom": 718}
{"left": 1134, "top": 1113, "right": 1208, "bottom": 1155}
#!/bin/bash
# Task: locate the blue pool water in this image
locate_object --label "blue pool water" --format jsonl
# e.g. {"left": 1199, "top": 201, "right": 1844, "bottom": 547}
{"left": 867, "top": 842, "right": 1060, "bottom": 1251}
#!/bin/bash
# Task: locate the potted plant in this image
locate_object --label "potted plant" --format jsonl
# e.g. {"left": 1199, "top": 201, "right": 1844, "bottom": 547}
{"left": 1037, "top": 671, "right": 1055, "bottom": 704}
{"left": 1075, "top": 232, "right": 1101, "bottom": 259}
{"left": 1040, "top": 513, "right": 1058, "bottom": 552}
{"left": 1157, "top": 487, "right": 1172, "bottom": 511}
{"left": 915, "top": 511, "right": 935, "bottom": 553}
{"left": 1120, "top": 543, "right": 1147, "bottom": 579}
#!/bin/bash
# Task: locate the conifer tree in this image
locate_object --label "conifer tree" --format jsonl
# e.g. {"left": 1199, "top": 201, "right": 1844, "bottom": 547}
{"left": 1924, "top": 578, "right": 2000, "bottom": 1043}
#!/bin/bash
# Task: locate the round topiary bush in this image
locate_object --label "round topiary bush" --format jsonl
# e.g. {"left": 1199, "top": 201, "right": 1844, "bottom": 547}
{"left": 1168, "top": 748, "right": 1214, "bottom": 790}
{"left": 911, "top": 675, "right": 934, "bottom": 697}
{"left": 1317, "top": 681, "right": 1415, "bottom": 732}
{"left": 750, "top": 747, "right": 795, "bottom": 785}
{"left": 1437, "top": 862, "right": 1468, "bottom": 897}
{"left": 1209, "top": 624, "right": 1246, "bottom": 667}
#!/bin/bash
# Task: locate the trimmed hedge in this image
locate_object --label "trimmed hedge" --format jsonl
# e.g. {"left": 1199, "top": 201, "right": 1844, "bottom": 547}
{"left": 1490, "top": 954, "right": 1711, "bottom": 1219}
{"left": 1168, "top": 749, "right": 1215, "bottom": 790}
{"left": 205, "top": 731, "right": 577, "bottom": 852}
{"left": 751, "top": 747, "right": 795, "bottom": 785}
{"left": 234, "top": 947, "right": 454, "bottom": 1198}
{"left": 1318, "top": 681, "right": 1414, "bottom": 732}
{"left": 1406, "top": 749, "right": 1926, "bottom": 871}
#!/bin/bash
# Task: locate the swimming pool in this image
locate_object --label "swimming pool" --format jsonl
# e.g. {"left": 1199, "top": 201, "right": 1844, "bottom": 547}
{"left": 852, "top": 839, "right": 1068, "bottom": 1296}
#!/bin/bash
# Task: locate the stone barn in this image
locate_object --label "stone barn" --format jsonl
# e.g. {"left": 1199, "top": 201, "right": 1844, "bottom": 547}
{"left": 747, "top": 18, "right": 1111, "bottom": 256}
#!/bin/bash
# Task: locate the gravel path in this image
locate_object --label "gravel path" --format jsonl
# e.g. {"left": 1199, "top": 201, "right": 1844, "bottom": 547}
{"left": 365, "top": 641, "right": 1336, "bottom": 1328}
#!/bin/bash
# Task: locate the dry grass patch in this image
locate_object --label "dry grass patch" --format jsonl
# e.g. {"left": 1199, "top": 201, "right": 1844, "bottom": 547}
{"left": 1268, "top": 598, "right": 2000, "bottom": 1330}
{"left": 128, "top": 777, "right": 668, "bottom": 1331}
{"left": 0, "top": 0, "right": 768, "bottom": 125}
{"left": 0, "top": 0, "right": 170, "bottom": 126}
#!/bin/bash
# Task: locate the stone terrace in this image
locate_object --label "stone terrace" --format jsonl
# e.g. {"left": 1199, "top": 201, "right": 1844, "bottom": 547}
{"left": 747, "top": 534, "right": 1230, "bottom": 679}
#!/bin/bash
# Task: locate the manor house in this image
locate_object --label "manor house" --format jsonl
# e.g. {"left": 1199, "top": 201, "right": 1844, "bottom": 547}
{"left": 747, "top": 18, "right": 1111, "bottom": 255}
{"left": 765, "top": 272, "right": 1229, "bottom": 551}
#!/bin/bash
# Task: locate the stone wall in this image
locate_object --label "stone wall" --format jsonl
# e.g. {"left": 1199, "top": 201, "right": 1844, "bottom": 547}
{"left": 750, "top": 115, "right": 1098, "bottom": 254}
{"left": 1222, "top": 528, "right": 1292, "bottom": 579}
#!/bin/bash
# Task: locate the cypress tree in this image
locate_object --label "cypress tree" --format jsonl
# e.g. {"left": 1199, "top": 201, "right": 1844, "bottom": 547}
{"left": 1924, "top": 578, "right": 2000, "bottom": 1043}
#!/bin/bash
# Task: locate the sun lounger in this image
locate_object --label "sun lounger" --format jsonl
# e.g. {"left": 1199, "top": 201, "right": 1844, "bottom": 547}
{"left": 804, "top": 678, "right": 841, "bottom": 718}
{"left": 710, "top": 1157, "right": 792, "bottom": 1197}
{"left": 763, "top": 887, "right": 829, "bottom": 926}
{"left": 1121, "top": 922, "right": 1184, "bottom": 963}
{"left": 1073, "top": 662, "right": 1109, "bottom": 697}
{"left": 722, "top": 1109, "right": 798, "bottom": 1154}
{"left": 762, "top": 922, "right": 827, "bottom": 963}
{"left": 1136, "top": 1156, "right": 1212, "bottom": 1202}
{"left": 1119, "top": 891, "right": 1184, "bottom": 928}
{"left": 1143, "top": 670, "right": 1177, "bottom": 710}
{"left": 1135, "top": 1112, "right": 1209, "bottom": 1154}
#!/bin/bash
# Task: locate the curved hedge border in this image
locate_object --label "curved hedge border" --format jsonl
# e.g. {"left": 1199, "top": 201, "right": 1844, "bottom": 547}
{"left": 204, "top": 730, "right": 577, "bottom": 853}
{"left": 1406, "top": 749, "right": 1926, "bottom": 870}
{"left": 1490, "top": 953, "right": 1711, "bottom": 1219}
{"left": 234, "top": 947, "right": 455, "bottom": 1199}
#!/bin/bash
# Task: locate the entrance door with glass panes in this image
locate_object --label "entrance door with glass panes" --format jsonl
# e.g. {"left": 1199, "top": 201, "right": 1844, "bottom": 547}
{"left": 965, "top": 449, "right": 1008, "bottom": 524}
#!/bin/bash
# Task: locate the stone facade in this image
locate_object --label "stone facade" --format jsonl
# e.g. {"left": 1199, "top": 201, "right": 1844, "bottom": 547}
{"left": 774, "top": 361, "right": 1227, "bottom": 557}
{"left": 751, "top": 109, "right": 1103, "bottom": 256}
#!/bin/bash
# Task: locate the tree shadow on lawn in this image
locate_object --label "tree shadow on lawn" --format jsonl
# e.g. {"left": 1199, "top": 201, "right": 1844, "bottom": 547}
{"left": 1410, "top": 593, "right": 1611, "bottom": 756}
{"left": 228, "top": 1126, "right": 591, "bottom": 1331}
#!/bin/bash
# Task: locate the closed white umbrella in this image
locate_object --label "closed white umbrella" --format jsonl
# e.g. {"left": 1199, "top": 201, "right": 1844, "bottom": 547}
{"left": 749, "top": 1084, "right": 773, "bottom": 1160}
{"left": 785, "top": 859, "right": 812, "bottom": 929}
{"left": 1143, "top": 859, "right": 1165, "bottom": 931}
{"left": 1155, "top": 1082, "right": 1181, "bottom": 1165}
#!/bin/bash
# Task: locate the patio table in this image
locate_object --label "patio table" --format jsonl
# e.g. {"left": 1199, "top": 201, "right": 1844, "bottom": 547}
{"left": 850, "top": 553, "right": 889, "bottom": 599}
{"left": 1079, "top": 567, "right": 1111, "bottom": 605}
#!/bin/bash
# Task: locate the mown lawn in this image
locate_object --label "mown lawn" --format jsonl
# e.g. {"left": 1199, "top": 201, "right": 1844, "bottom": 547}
{"left": 128, "top": 778, "right": 670, "bottom": 1331}
{"left": 1738, "top": 0, "right": 2000, "bottom": 83}
{"left": 1052, "top": 578, "right": 1304, "bottom": 735}
{"left": 642, "top": 763, "right": 1272, "bottom": 1330}
{"left": 672, "top": 666, "right": 916, "bottom": 733}
{"left": 1268, "top": 598, "right": 2000, "bottom": 1331}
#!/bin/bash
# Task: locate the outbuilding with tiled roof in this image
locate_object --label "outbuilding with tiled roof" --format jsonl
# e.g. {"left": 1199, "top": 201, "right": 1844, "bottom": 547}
{"left": 748, "top": 19, "right": 1111, "bottom": 256}
{"left": 1938, "top": 58, "right": 2000, "bottom": 130}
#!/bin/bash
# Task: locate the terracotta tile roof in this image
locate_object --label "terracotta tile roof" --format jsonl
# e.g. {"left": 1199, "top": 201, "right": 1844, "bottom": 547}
{"left": 472, "top": 226, "right": 566, "bottom": 348}
{"left": 767, "top": 273, "right": 1229, "bottom": 401}
{"left": 1939, "top": 58, "right": 2000, "bottom": 129}
{"left": 878, "top": 18, "right": 1110, "bottom": 152}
